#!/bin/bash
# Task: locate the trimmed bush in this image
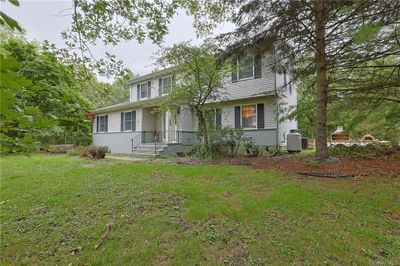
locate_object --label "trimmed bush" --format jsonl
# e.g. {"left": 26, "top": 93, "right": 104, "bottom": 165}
{"left": 46, "top": 144, "right": 74, "bottom": 154}
{"left": 72, "top": 146, "right": 109, "bottom": 159}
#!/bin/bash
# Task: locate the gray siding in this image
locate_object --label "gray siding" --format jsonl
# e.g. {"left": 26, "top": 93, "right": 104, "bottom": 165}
{"left": 244, "top": 129, "right": 277, "bottom": 146}
{"left": 223, "top": 53, "right": 275, "bottom": 101}
{"left": 93, "top": 132, "right": 138, "bottom": 153}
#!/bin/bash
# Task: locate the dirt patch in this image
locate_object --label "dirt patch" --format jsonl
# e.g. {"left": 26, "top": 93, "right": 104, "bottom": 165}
{"left": 215, "top": 155, "right": 400, "bottom": 178}
{"left": 382, "top": 211, "right": 400, "bottom": 223}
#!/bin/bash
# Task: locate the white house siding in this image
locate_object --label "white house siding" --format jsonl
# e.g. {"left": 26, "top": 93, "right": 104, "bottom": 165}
{"left": 130, "top": 77, "right": 164, "bottom": 102}
{"left": 275, "top": 72, "right": 298, "bottom": 146}
{"left": 129, "top": 52, "right": 276, "bottom": 104}
{"left": 92, "top": 108, "right": 143, "bottom": 153}
{"left": 223, "top": 53, "right": 275, "bottom": 101}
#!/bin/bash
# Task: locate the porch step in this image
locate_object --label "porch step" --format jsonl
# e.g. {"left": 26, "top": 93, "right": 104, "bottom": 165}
{"left": 128, "top": 152, "right": 158, "bottom": 158}
{"left": 131, "top": 149, "right": 164, "bottom": 154}
{"left": 128, "top": 142, "right": 168, "bottom": 158}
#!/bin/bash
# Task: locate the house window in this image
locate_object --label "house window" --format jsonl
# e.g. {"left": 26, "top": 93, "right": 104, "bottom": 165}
{"left": 162, "top": 76, "right": 172, "bottom": 94}
{"left": 123, "top": 112, "right": 132, "bottom": 131}
{"left": 140, "top": 82, "right": 148, "bottom": 99}
{"left": 204, "top": 108, "right": 222, "bottom": 130}
{"left": 238, "top": 56, "right": 254, "bottom": 80}
{"left": 98, "top": 115, "right": 108, "bottom": 132}
{"left": 241, "top": 105, "right": 257, "bottom": 129}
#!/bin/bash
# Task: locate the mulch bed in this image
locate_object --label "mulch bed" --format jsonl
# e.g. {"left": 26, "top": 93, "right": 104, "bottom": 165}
{"left": 214, "top": 155, "right": 400, "bottom": 179}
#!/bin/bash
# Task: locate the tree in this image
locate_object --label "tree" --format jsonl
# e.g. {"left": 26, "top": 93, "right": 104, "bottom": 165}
{"left": 79, "top": 71, "right": 136, "bottom": 109}
{"left": 0, "top": 37, "right": 92, "bottom": 151}
{"left": 294, "top": 59, "right": 400, "bottom": 144}
{"left": 206, "top": 0, "right": 400, "bottom": 159}
{"left": 156, "top": 42, "right": 230, "bottom": 150}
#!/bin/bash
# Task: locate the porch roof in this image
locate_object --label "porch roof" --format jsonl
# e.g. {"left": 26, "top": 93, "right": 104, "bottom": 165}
{"left": 91, "top": 97, "right": 164, "bottom": 114}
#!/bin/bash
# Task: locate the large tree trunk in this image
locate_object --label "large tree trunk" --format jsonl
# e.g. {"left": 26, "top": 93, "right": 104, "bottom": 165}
{"left": 314, "top": 0, "right": 329, "bottom": 159}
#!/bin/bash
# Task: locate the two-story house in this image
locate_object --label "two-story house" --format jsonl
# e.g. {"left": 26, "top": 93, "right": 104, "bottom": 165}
{"left": 91, "top": 51, "right": 297, "bottom": 155}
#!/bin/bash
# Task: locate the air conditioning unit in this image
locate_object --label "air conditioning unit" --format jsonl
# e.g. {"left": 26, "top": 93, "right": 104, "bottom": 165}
{"left": 287, "top": 129, "right": 301, "bottom": 153}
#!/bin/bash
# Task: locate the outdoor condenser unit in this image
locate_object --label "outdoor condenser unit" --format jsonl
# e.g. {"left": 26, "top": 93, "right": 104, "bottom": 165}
{"left": 287, "top": 129, "right": 302, "bottom": 153}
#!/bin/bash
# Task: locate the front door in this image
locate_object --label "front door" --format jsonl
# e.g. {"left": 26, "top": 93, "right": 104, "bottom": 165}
{"left": 162, "top": 111, "right": 177, "bottom": 142}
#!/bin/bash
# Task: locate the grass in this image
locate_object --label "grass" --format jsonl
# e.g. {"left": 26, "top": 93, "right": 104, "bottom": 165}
{"left": 1, "top": 154, "right": 399, "bottom": 265}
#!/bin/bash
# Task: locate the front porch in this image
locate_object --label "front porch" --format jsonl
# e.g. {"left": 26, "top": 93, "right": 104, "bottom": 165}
{"left": 129, "top": 106, "right": 196, "bottom": 156}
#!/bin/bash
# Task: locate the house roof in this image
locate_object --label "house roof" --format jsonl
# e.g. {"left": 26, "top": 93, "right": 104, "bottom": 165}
{"left": 92, "top": 97, "right": 164, "bottom": 114}
{"left": 126, "top": 66, "right": 176, "bottom": 85}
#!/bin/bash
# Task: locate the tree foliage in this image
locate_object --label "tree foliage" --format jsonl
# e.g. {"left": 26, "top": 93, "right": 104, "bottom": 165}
{"left": 296, "top": 60, "right": 400, "bottom": 143}
{"left": 0, "top": 38, "right": 92, "bottom": 152}
{"left": 156, "top": 42, "right": 230, "bottom": 149}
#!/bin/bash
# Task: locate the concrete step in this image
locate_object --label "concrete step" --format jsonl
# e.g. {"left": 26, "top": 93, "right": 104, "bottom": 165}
{"left": 132, "top": 149, "right": 164, "bottom": 154}
{"left": 138, "top": 143, "right": 168, "bottom": 148}
{"left": 135, "top": 146, "right": 166, "bottom": 151}
{"left": 128, "top": 152, "right": 158, "bottom": 159}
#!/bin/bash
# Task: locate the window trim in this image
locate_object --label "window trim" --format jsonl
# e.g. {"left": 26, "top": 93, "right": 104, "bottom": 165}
{"left": 237, "top": 56, "right": 255, "bottom": 81}
{"left": 98, "top": 115, "right": 108, "bottom": 133}
{"left": 240, "top": 104, "right": 258, "bottom": 130}
{"left": 139, "top": 82, "right": 149, "bottom": 100}
{"left": 123, "top": 111, "right": 133, "bottom": 131}
{"left": 161, "top": 76, "right": 172, "bottom": 95}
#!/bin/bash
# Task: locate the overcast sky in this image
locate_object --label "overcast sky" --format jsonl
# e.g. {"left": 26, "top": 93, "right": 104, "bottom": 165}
{"left": 2, "top": 0, "right": 234, "bottom": 82}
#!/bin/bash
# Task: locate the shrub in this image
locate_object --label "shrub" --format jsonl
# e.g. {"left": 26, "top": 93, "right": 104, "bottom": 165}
{"left": 46, "top": 144, "right": 74, "bottom": 154}
{"left": 329, "top": 142, "right": 395, "bottom": 159}
{"left": 243, "top": 138, "right": 261, "bottom": 157}
{"left": 73, "top": 146, "right": 109, "bottom": 159}
{"left": 74, "top": 146, "right": 91, "bottom": 157}
{"left": 87, "top": 146, "right": 110, "bottom": 159}
{"left": 191, "top": 128, "right": 258, "bottom": 158}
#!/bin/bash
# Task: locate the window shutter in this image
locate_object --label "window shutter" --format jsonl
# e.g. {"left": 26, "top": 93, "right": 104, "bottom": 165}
{"left": 234, "top": 106, "right": 240, "bottom": 128}
{"left": 147, "top": 81, "right": 151, "bottom": 98}
{"left": 216, "top": 109, "right": 222, "bottom": 130}
{"left": 254, "top": 54, "right": 262, "bottom": 78}
{"left": 158, "top": 78, "right": 162, "bottom": 95}
{"left": 137, "top": 84, "right": 140, "bottom": 100}
{"left": 257, "top": 104, "right": 264, "bottom": 129}
{"left": 120, "top": 112, "right": 124, "bottom": 131}
{"left": 231, "top": 59, "right": 238, "bottom": 83}
{"left": 105, "top": 115, "right": 108, "bottom": 132}
{"left": 132, "top": 111, "right": 136, "bottom": 131}
{"left": 96, "top": 116, "right": 99, "bottom": 133}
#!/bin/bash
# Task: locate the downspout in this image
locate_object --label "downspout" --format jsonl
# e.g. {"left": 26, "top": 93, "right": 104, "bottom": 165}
{"left": 273, "top": 48, "right": 280, "bottom": 153}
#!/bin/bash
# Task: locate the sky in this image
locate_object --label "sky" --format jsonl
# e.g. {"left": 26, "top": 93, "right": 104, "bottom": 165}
{"left": 2, "top": 0, "right": 234, "bottom": 82}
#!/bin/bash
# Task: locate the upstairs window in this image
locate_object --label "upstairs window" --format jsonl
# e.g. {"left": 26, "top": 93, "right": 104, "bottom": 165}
{"left": 161, "top": 76, "right": 172, "bottom": 94}
{"left": 140, "top": 82, "right": 148, "bottom": 99}
{"left": 238, "top": 57, "right": 254, "bottom": 80}
{"left": 231, "top": 54, "right": 262, "bottom": 82}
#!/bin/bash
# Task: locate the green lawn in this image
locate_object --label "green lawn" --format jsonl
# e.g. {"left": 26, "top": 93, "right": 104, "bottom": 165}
{"left": 1, "top": 155, "right": 399, "bottom": 265}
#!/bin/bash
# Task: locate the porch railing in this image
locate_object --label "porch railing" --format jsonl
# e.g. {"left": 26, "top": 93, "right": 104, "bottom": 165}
{"left": 130, "top": 132, "right": 141, "bottom": 152}
{"left": 131, "top": 131, "right": 182, "bottom": 152}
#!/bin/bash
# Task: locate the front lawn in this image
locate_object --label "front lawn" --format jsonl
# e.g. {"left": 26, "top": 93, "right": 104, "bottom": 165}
{"left": 1, "top": 155, "right": 399, "bottom": 265}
